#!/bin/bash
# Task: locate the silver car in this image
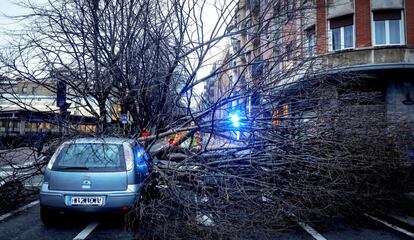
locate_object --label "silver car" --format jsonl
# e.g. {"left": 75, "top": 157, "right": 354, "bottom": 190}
{"left": 40, "top": 137, "right": 151, "bottom": 225}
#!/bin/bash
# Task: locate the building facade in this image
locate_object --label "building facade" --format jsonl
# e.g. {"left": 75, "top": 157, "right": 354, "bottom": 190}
{"left": 0, "top": 77, "right": 99, "bottom": 137}
{"left": 315, "top": 0, "right": 414, "bottom": 124}
{"left": 0, "top": 77, "right": 100, "bottom": 117}
{"left": 216, "top": 0, "right": 263, "bottom": 119}
{"left": 216, "top": 0, "right": 414, "bottom": 126}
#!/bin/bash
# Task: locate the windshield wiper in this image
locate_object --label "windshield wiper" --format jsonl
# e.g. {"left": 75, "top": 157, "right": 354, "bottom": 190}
{"left": 55, "top": 166, "right": 89, "bottom": 171}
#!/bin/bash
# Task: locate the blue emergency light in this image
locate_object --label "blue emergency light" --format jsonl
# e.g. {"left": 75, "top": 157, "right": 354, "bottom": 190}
{"left": 229, "top": 113, "right": 241, "bottom": 128}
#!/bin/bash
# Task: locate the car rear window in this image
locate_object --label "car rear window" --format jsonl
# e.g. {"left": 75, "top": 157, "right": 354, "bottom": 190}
{"left": 52, "top": 143, "right": 125, "bottom": 172}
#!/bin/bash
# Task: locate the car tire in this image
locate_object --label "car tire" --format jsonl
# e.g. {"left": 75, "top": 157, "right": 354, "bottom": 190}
{"left": 40, "top": 206, "right": 56, "bottom": 226}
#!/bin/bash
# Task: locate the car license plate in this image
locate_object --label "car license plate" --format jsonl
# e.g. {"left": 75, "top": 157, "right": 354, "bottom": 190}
{"left": 69, "top": 196, "right": 104, "bottom": 206}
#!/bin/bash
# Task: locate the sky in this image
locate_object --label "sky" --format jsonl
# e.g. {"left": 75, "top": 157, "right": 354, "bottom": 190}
{"left": 0, "top": 0, "right": 232, "bottom": 96}
{"left": 193, "top": 0, "right": 233, "bottom": 94}
{"left": 0, "top": 0, "right": 30, "bottom": 47}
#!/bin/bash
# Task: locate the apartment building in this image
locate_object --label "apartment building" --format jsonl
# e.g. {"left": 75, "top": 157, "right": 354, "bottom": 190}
{"left": 216, "top": 0, "right": 414, "bottom": 126}
{"left": 209, "top": 0, "right": 262, "bottom": 119}
{"left": 309, "top": 0, "right": 414, "bottom": 123}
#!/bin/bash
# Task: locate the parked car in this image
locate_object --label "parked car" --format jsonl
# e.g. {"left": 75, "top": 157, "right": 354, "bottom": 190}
{"left": 39, "top": 137, "right": 154, "bottom": 225}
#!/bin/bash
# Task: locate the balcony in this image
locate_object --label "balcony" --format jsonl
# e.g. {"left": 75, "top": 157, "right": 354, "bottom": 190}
{"left": 324, "top": 46, "right": 414, "bottom": 70}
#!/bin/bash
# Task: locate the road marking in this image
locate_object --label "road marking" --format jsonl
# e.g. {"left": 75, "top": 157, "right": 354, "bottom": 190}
{"left": 365, "top": 213, "right": 414, "bottom": 237}
{"left": 296, "top": 220, "right": 327, "bottom": 240}
{"left": 73, "top": 222, "right": 99, "bottom": 240}
{"left": 287, "top": 212, "right": 327, "bottom": 240}
{"left": 388, "top": 213, "right": 414, "bottom": 227}
{"left": 0, "top": 200, "right": 39, "bottom": 222}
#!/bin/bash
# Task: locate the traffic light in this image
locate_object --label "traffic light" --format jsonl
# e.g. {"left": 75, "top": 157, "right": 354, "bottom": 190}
{"left": 56, "top": 80, "right": 71, "bottom": 118}
{"left": 56, "top": 80, "right": 66, "bottom": 108}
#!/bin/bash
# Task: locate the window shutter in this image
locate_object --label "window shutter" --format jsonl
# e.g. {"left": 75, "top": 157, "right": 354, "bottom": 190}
{"left": 330, "top": 14, "right": 353, "bottom": 29}
{"left": 373, "top": 10, "right": 401, "bottom": 21}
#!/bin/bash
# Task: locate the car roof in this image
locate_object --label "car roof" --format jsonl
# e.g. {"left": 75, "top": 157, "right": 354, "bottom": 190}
{"left": 64, "top": 137, "right": 134, "bottom": 145}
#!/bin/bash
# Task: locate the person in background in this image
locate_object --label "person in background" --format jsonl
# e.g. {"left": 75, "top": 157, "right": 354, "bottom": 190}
{"left": 34, "top": 129, "right": 45, "bottom": 158}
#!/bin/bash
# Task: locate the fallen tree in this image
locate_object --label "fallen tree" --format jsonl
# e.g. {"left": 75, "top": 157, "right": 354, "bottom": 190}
{"left": 133, "top": 82, "right": 414, "bottom": 239}
{"left": 0, "top": 1, "right": 412, "bottom": 239}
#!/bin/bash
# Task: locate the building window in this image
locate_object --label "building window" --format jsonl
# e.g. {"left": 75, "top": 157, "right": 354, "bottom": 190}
{"left": 329, "top": 15, "right": 354, "bottom": 51}
{"left": 21, "top": 86, "right": 28, "bottom": 94}
{"left": 272, "top": 104, "right": 289, "bottom": 126}
{"left": 285, "top": 44, "right": 293, "bottom": 60}
{"left": 31, "top": 86, "right": 38, "bottom": 95}
{"left": 286, "top": 0, "right": 294, "bottom": 20}
{"left": 273, "top": 2, "right": 281, "bottom": 18}
{"left": 245, "top": 50, "right": 252, "bottom": 63}
{"left": 305, "top": 26, "right": 316, "bottom": 56}
{"left": 265, "top": 22, "right": 271, "bottom": 40}
{"left": 235, "top": 13, "right": 241, "bottom": 28}
{"left": 373, "top": 10, "right": 405, "bottom": 46}
{"left": 285, "top": 43, "right": 295, "bottom": 69}
{"left": 246, "top": 19, "right": 256, "bottom": 42}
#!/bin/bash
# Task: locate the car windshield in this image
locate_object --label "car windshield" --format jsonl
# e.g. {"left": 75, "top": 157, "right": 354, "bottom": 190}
{"left": 53, "top": 143, "right": 125, "bottom": 171}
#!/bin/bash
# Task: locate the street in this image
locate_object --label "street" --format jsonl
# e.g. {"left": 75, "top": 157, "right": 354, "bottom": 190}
{"left": 0, "top": 197, "right": 413, "bottom": 240}
{"left": 0, "top": 203, "right": 133, "bottom": 240}
{"left": 1, "top": 147, "right": 413, "bottom": 239}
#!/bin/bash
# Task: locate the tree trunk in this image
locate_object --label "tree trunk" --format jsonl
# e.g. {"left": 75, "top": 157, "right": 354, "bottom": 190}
{"left": 98, "top": 99, "right": 107, "bottom": 133}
